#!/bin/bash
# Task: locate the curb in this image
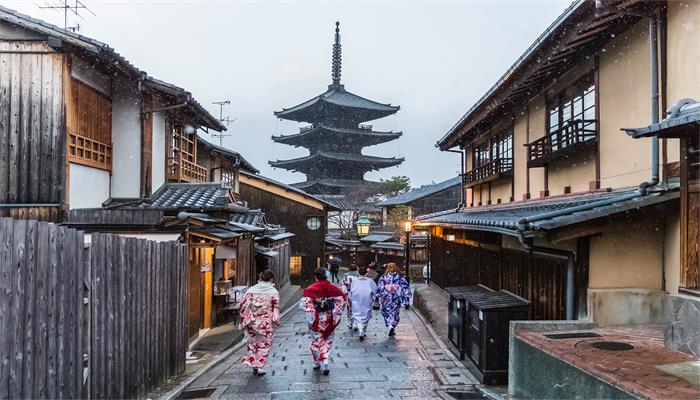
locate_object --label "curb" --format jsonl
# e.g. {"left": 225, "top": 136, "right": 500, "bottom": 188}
{"left": 162, "top": 302, "right": 299, "bottom": 400}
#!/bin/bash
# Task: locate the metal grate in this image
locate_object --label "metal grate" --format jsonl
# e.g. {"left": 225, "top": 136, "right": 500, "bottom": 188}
{"left": 176, "top": 388, "right": 217, "bottom": 399}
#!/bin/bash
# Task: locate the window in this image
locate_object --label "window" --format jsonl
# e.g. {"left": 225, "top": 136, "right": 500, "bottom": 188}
{"left": 473, "top": 143, "right": 490, "bottom": 168}
{"left": 547, "top": 73, "right": 596, "bottom": 151}
{"left": 307, "top": 217, "right": 321, "bottom": 230}
{"left": 290, "top": 256, "right": 303, "bottom": 276}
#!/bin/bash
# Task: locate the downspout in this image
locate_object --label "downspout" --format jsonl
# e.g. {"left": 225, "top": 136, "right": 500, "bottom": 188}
{"left": 444, "top": 147, "right": 465, "bottom": 208}
{"left": 639, "top": 13, "right": 660, "bottom": 196}
{"left": 138, "top": 73, "right": 148, "bottom": 198}
{"left": 516, "top": 230, "right": 577, "bottom": 320}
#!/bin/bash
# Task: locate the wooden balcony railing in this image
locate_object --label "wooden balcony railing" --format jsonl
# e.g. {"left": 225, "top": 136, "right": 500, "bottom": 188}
{"left": 528, "top": 119, "right": 597, "bottom": 167}
{"left": 167, "top": 157, "right": 207, "bottom": 183}
{"left": 68, "top": 132, "right": 112, "bottom": 171}
{"left": 464, "top": 158, "right": 513, "bottom": 187}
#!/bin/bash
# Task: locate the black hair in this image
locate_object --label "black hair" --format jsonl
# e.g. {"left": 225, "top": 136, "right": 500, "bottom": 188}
{"left": 358, "top": 266, "right": 368, "bottom": 276}
{"left": 313, "top": 267, "right": 328, "bottom": 280}
{"left": 259, "top": 270, "right": 274, "bottom": 282}
{"left": 349, "top": 264, "right": 358, "bottom": 271}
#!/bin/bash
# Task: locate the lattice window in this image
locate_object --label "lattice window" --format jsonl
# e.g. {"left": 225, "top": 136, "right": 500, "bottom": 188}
{"left": 66, "top": 78, "right": 112, "bottom": 170}
{"left": 290, "top": 256, "right": 303, "bottom": 276}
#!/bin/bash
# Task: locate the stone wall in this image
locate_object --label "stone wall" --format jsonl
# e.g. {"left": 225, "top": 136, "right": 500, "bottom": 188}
{"left": 664, "top": 294, "right": 700, "bottom": 357}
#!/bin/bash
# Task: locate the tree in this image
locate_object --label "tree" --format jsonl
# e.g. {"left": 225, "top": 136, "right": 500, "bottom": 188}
{"left": 380, "top": 176, "right": 411, "bottom": 198}
{"left": 327, "top": 209, "right": 359, "bottom": 240}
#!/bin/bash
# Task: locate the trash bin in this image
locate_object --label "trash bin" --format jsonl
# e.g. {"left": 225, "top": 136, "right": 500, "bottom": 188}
{"left": 466, "top": 290, "right": 529, "bottom": 385}
{"left": 445, "top": 285, "right": 494, "bottom": 360}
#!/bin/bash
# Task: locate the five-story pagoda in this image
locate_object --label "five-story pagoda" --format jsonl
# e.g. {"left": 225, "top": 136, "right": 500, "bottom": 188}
{"left": 271, "top": 22, "right": 403, "bottom": 194}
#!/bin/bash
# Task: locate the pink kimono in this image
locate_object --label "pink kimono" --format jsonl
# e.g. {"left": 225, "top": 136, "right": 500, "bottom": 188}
{"left": 299, "top": 280, "right": 347, "bottom": 365}
{"left": 239, "top": 281, "right": 280, "bottom": 368}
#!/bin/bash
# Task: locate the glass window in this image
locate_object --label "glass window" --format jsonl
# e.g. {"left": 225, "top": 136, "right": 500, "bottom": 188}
{"left": 547, "top": 73, "right": 596, "bottom": 150}
{"left": 307, "top": 217, "right": 321, "bottom": 230}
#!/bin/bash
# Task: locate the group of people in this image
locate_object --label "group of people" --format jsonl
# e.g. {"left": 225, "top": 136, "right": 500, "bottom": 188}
{"left": 237, "top": 262, "right": 411, "bottom": 376}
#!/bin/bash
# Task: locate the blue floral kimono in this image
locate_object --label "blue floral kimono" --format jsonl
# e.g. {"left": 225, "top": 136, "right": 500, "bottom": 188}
{"left": 376, "top": 272, "right": 411, "bottom": 328}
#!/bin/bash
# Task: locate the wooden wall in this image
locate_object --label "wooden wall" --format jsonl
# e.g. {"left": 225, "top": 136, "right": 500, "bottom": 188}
{"left": 0, "top": 42, "right": 65, "bottom": 207}
{"left": 430, "top": 232, "right": 568, "bottom": 321}
{"left": 257, "top": 240, "right": 292, "bottom": 289}
{"left": 412, "top": 185, "right": 462, "bottom": 217}
{"left": 0, "top": 218, "right": 188, "bottom": 399}
{"left": 239, "top": 183, "right": 326, "bottom": 277}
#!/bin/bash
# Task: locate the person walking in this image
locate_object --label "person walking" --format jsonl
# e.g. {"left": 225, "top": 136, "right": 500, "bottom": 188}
{"left": 299, "top": 268, "right": 347, "bottom": 375}
{"left": 349, "top": 266, "right": 377, "bottom": 341}
{"left": 239, "top": 270, "right": 280, "bottom": 376}
{"left": 329, "top": 261, "right": 340, "bottom": 283}
{"left": 376, "top": 262, "right": 411, "bottom": 337}
{"left": 341, "top": 264, "right": 360, "bottom": 329}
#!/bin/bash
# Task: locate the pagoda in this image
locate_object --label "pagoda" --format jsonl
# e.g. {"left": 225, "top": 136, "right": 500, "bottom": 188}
{"left": 270, "top": 22, "right": 403, "bottom": 194}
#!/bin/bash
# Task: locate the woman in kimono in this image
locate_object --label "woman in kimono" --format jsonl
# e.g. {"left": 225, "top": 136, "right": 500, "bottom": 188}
{"left": 349, "top": 266, "right": 377, "bottom": 341}
{"left": 341, "top": 264, "right": 360, "bottom": 329}
{"left": 299, "top": 268, "right": 347, "bottom": 375}
{"left": 376, "top": 262, "right": 411, "bottom": 337}
{"left": 239, "top": 270, "right": 280, "bottom": 376}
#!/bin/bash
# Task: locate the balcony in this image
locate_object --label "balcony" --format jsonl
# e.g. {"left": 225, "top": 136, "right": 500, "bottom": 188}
{"left": 167, "top": 157, "right": 207, "bottom": 183}
{"left": 528, "top": 119, "right": 597, "bottom": 167}
{"left": 68, "top": 132, "right": 112, "bottom": 171}
{"left": 464, "top": 158, "right": 513, "bottom": 188}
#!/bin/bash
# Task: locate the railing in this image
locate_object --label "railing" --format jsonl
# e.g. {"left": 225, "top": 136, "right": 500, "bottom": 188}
{"left": 528, "top": 119, "right": 597, "bottom": 167}
{"left": 358, "top": 124, "right": 373, "bottom": 131}
{"left": 299, "top": 124, "right": 317, "bottom": 133}
{"left": 167, "top": 157, "right": 207, "bottom": 183}
{"left": 464, "top": 158, "right": 513, "bottom": 187}
{"left": 68, "top": 132, "right": 112, "bottom": 171}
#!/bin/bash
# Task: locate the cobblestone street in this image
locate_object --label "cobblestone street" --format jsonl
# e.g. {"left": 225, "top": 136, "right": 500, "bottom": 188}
{"left": 182, "top": 305, "right": 479, "bottom": 399}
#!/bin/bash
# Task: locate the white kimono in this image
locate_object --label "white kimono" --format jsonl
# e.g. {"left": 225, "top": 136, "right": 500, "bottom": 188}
{"left": 349, "top": 276, "right": 377, "bottom": 331}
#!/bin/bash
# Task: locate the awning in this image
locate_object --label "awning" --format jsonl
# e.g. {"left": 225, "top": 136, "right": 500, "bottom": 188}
{"left": 370, "top": 242, "right": 404, "bottom": 251}
{"left": 190, "top": 227, "right": 241, "bottom": 242}
{"left": 359, "top": 233, "right": 394, "bottom": 243}
{"left": 229, "top": 221, "right": 266, "bottom": 233}
{"left": 623, "top": 99, "right": 700, "bottom": 139}
{"left": 263, "top": 232, "right": 295, "bottom": 241}
{"left": 415, "top": 187, "right": 679, "bottom": 238}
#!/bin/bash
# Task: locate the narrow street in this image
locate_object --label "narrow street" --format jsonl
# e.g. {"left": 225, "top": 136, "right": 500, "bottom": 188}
{"left": 182, "top": 305, "right": 478, "bottom": 399}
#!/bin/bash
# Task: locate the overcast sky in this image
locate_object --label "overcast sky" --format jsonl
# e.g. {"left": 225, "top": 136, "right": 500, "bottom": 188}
{"left": 7, "top": 0, "right": 571, "bottom": 187}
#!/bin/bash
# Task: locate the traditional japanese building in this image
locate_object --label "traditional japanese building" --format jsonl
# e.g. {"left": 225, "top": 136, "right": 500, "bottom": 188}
{"left": 270, "top": 22, "right": 404, "bottom": 194}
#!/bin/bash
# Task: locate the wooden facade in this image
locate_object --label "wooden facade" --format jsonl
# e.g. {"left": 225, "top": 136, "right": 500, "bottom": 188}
{"left": 167, "top": 125, "right": 207, "bottom": 183}
{"left": 0, "top": 42, "right": 65, "bottom": 218}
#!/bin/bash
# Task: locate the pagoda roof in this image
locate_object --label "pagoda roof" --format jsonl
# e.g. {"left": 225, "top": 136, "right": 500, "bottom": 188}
{"left": 293, "top": 179, "right": 377, "bottom": 193}
{"left": 274, "top": 84, "right": 399, "bottom": 123}
{"left": 271, "top": 124, "right": 402, "bottom": 147}
{"left": 269, "top": 152, "right": 404, "bottom": 173}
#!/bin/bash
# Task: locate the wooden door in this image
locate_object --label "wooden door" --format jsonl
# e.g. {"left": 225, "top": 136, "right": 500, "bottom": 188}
{"left": 681, "top": 133, "right": 700, "bottom": 289}
{"left": 187, "top": 248, "right": 201, "bottom": 341}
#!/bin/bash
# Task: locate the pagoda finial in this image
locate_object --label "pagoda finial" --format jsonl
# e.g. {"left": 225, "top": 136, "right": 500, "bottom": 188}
{"left": 331, "top": 21, "right": 342, "bottom": 86}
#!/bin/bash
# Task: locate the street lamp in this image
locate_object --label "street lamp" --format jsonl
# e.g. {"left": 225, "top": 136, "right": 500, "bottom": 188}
{"left": 404, "top": 220, "right": 412, "bottom": 285}
{"left": 356, "top": 214, "right": 371, "bottom": 237}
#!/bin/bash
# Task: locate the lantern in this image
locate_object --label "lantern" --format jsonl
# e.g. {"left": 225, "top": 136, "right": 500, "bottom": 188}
{"left": 355, "top": 214, "right": 371, "bottom": 236}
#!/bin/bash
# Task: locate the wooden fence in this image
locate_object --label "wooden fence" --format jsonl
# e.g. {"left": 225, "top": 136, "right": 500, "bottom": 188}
{"left": 0, "top": 218, "right": 187, "bottom": 399}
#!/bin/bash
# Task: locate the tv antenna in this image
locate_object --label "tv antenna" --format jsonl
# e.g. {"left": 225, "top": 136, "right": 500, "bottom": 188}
{"left": 212, "top": 100, "right": 236, "bottom": 146}
{"left": 38, "top": 1, "right": 95, "bottom": 31}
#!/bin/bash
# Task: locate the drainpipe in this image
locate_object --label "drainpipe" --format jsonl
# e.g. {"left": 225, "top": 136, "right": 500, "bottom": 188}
{"left": 640, "top": 14, "right": 660, "bottom": 196}
{"left": 516, "top": 231, "right": 577, "bottom": 320}
{"left": 444, "top": 147, "right": 465, "bottom": 207}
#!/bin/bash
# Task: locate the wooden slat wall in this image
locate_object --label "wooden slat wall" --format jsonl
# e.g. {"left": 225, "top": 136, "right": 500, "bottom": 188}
{"left": 0, "top": 218, "right": 187, "bottom": 399}
{"left": 0, "top": 42, "right": 65, "bottom": 206}
{"left": 429, "top": 233, "right": 568, "bottom": 320}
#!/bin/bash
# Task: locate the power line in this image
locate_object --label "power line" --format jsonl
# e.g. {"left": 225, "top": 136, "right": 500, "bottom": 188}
{"left": 38, "top": 0, "right": 95, "bottom": 31}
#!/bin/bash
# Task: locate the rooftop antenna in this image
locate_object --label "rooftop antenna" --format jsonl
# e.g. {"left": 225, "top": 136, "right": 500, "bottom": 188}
{"left": 38, "top": 0, "right": 95, "bottom": 31}
{"left": 212, "top": 100, "right": 236, "bottom": 146}
{"left": 331, "top": 21, "right": 342, "bottom": 86}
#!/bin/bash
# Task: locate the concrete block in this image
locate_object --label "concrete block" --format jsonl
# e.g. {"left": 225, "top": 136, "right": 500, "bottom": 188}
{"left": 588, "top": 288, "right": 669, "bottom": 327}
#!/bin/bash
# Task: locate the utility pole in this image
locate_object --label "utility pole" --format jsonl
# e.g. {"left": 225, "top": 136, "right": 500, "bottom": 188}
{"left": 212, "top": 100, "right": 235, "bottom": 146}
{"left": 38, "top": 0, "right": 95, "bottom": 31}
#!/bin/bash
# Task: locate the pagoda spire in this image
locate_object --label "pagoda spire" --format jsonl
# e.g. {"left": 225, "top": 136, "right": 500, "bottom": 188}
{"left": 331, "top": 21, "right": 342, "bottom": 86}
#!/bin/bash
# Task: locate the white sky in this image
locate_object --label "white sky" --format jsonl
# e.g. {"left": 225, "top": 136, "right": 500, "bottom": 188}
{"left": 6, "top": 0, "right": 572, "bottom": 187}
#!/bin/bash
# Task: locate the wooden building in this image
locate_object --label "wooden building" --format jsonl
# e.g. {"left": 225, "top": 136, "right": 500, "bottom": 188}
{"left": 270, "top": 22, "right": 403, "bottom": 194}
{"left": 197, "top": 135, "right": 258, "bottom": 194}
{"left": 0, "top": 6, "right": 225, "bottom": 221}
{"left": 239, "top": 171, "right": 340, "bottom": 277}
{"left": 420, "top": 0, "right": 696, "bottom": 328}
{"left": 377, "top": 176, "right": 462, "bottom": 226}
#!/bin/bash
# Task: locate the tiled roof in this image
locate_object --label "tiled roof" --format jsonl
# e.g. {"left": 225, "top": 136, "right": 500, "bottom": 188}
{"left": 0, "top": 6, "right": 223, "bottom": 132}
{"left": 359, "top": 234, "right": 394, "bottom": 243}
{"left": 313, "top": 195, "right": 354, "bottom": 211}
{"left": 370, "top": 242, "right": 404, "bottom": 251}
{"left": 274, "top": 84, "right": 399, "bottom": 123}
{"left": 416, "top": 187, "right": 679, "bottom": 237}
{"left": 378, "top": 176, "right": 462, "bottom": 206}
{"left": 623, "top": 99, "right": 700, "bottom": 138}
{"left": 269, "top": 152, "right": 404, "bottom": 171}
{"left": 140, "top": 183, "right": 242, "bottom": 211}
{"left": 230, "top": 210, "right": 266, "bottom": 226}
{"left": 197, "top": 135, "right": 258, "bottom": 173}
{"left": 272, "top": 124, "right": 402, "bottom": 148}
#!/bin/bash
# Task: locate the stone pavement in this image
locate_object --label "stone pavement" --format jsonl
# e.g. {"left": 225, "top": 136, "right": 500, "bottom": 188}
{"left": 182, "top": 304, "right": 480, "bottom": 399}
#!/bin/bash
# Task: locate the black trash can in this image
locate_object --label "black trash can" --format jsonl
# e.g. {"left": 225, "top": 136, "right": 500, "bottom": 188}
{"left": 445, "top": 285, "right": 494, "bottom": 360}
{"left": 466, "top": 290, "right": 529, "bottom": 385}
